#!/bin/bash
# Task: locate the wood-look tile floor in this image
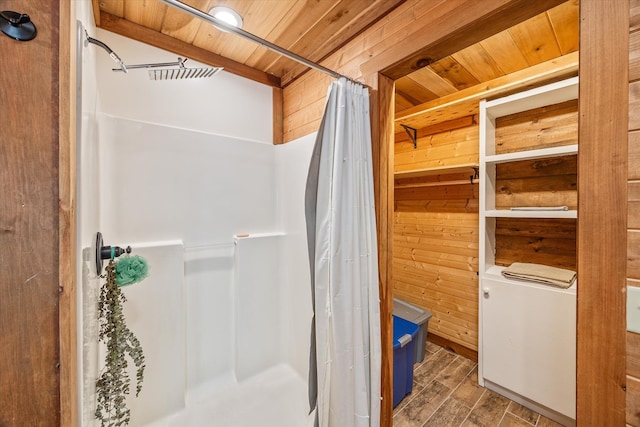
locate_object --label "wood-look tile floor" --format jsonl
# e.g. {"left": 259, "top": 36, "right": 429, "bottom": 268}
{"left": 392, "top": 341, "right": 565, "bottom": 427}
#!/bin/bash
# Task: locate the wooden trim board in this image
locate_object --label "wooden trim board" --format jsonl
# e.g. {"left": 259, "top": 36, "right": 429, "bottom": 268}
{"left": 577, "top": 1, "right": 628, "bottom": 424}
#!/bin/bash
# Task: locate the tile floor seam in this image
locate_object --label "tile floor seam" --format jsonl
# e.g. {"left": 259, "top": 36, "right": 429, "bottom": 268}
{"left": 420, "top": 379, "right": 459, "bottom": 427}
{"left": 497, "top": 408, "right": 508, "bottom": 426}
{"left": 459, "top": 387, "right": 487, "bottom": 426}
{"left": 509, "top": 411, "right": 538, "bottom": 426}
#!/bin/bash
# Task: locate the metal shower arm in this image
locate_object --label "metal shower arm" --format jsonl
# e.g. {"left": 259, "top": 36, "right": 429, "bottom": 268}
{"left": 112, "top": 57, "right": 188, "bottom": 72}
{"left": 85, "top": 30, "right": 127, "bottom": 73}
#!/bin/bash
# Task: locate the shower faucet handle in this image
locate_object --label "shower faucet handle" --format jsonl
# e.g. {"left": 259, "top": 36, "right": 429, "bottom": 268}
{"left": 100, "top": 245, "right": 132, "bottom": 260}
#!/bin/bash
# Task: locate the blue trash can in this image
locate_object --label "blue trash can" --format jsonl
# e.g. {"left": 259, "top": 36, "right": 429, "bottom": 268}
{"left": 393, "top": 315, "right": 419, "bottom": 407}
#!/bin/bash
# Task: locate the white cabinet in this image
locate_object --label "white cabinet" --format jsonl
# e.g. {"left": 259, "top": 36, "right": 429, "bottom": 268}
{"left": 481, "top": 267, "right": 576, "bottom": 421}
{"left": 479, "top": 77, "right": 578, "bottom": 426}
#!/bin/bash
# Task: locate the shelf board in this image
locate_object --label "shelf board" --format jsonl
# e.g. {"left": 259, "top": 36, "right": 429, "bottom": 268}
{"left": 484, "top": 144, "right": 578, "bottom": 164}
{"left": 394, "top": 164, "right": 478, "bottom": 180}
{"left": 484, "top": 209, "right": 577, "bottom": 219}
{"left": 483, "top": 76, "right": 579, "bottom": 118}
{"left": 395, "top": 178, "right": 478, "bottom": 189}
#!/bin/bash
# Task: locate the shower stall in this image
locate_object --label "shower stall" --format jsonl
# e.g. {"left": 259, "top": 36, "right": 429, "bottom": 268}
{"left": 77, "top": 18, "right": 315, "bottom": 426}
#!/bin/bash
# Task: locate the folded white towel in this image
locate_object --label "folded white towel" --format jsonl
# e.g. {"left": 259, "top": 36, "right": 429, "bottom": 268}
{"left": 501, "top": 262, "right": 576, "bottom": 288}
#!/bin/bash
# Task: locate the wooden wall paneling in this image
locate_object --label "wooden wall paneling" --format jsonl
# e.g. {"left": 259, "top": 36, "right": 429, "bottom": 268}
{"left": 494, "top": 218, "right": 577, "bottom": 270}
{"left": 578, "top": 0, "right": 628, "bottom": 424}
{"left": 394, "top": 116, "right": 477, "bottom": 145}
{"left": 628, "top": 375, "right": 640, "bottom": 426}
{"left": 272, "top": 87, "right": 284, "bottom": 145}
{"left": 628, "top": 231, "right": 640, "bottom": 279}
{"left": 0, "top": 1, "right": 62, "bottom": 425}
{"left": 629, "top": 181, "right": 640, "bottom": 229}
{"left": 632, "top": 0, "right": 640, "bottom": 32}
{"left": 494, "top": 100, "right": 578, "bottom": 154}
{"left": 630, "top": 30, "right": 640, "bottom": 81}
{"left": 394, "top": 126, "right": 480, "bottom": 173}
{"left": 58, "top": 0, "right": 78, "bottom": 425}
{"left": 629, "top": 329, "right": 640, "bottom": 379}
{"left": 630, "top": 131, "right": 640, "bottom": 179}
{"left": 494, "top": 156, "right": 578, "bottom": 210}
{"left": 631, "top": 81, "right": 640, "bottom": 131}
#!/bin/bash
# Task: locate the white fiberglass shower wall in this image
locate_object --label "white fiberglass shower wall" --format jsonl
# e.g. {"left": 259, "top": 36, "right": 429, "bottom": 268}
{"left": 78, "top": 20, "right": 314, "bottom": 427}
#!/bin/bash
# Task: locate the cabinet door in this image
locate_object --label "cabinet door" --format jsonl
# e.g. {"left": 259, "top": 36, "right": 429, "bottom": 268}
{"left": 481, "top": 277, "right": 576, "bottom": 418}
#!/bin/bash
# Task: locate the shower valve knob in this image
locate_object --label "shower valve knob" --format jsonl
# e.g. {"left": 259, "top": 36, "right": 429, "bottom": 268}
{"left": 100, "top": 245, "right": 132, "bottom": 260}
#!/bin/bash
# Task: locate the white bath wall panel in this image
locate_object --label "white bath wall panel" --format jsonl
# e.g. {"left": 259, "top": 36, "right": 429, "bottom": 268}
{"left": 117, "top": 240, "right": 186, "bottom": 426}
{"left": 98, "top": 115, "right": 277, "bottom": 246}
{"left": 183, "top": 243, "right": 236, "bottom": 393}
{"left": 234, "top": 233, "right": 285, "bottom": 381}
{"left": 95, "top": 29, "right": 271, "bottom": 144}
{"left": 275, "top": 134, "right": 315, "bottom": 378}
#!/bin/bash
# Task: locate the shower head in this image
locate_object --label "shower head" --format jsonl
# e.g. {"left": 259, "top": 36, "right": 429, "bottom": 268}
{"left": 149, "top": 65, "right": 222, "bottom": 80}
{"left": 113, "top": 57, "right": 223, "bottom": 80}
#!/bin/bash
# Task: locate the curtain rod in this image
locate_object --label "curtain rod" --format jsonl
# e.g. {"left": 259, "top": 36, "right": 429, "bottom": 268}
{"left": 160, "top": 0, "right": 359, "bottom": 84}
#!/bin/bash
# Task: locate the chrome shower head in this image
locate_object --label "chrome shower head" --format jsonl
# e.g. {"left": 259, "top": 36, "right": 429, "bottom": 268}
{"left": 148, "top": 65, "right": 222, "bottom": 80}
{"left": 113, "top": 57, "right": 223, "bottom": 80}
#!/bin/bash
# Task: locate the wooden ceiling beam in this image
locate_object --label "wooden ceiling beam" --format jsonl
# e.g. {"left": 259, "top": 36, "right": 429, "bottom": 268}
{"left": 96, "top": 10, "right": 281, "bottom": 88}
{"left": 394, "top": 50, "right": 579, "bottom": 132}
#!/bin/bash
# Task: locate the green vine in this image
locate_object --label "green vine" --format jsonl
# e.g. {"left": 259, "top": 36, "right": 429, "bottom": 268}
{"left": 95, "top": 260, "right": 146, "bottom": 427}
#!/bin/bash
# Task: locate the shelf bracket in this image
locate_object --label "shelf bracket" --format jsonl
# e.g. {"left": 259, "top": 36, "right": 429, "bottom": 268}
{"left": 400, "top": 124, "right": 418, "bottom": 149}
{"left": 470, "top": 167, "right": 479, "bottom": 184}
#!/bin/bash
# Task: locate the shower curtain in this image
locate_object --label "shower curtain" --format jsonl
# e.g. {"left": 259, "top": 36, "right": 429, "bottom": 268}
{"left": 305, "top": 77, "right": 381, "bottom": 427}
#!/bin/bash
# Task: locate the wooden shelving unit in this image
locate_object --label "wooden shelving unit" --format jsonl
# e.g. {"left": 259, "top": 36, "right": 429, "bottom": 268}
{"left": 478, "top": 77, "right": 578, "bottom": 426}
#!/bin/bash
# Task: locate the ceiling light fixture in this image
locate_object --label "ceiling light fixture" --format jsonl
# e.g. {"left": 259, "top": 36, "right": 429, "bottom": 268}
{"left": 208, "top": 6, "right": 243, "bottom": 29}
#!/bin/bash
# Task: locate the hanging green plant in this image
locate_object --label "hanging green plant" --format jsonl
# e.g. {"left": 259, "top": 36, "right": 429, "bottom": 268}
{"left": 95, "top": 259, "right": 146, "bottom": 427}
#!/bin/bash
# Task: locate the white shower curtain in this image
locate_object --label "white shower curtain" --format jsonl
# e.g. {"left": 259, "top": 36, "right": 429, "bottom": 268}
{"left": 305, "top": 77, "right": 381, "bottom": 427}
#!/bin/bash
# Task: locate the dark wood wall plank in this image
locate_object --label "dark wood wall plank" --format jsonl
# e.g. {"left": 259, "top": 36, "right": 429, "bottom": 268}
{"left": 0, "top": 1, "right": 63, "bottom": 425}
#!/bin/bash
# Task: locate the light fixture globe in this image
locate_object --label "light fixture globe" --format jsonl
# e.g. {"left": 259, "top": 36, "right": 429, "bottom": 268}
{"left": 208, "top": 6, "right": 243, "bottom": 29}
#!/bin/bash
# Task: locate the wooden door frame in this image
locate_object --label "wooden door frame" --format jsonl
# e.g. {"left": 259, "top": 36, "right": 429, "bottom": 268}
{"left": 59, "top": 0, "right": 78, "bottom": 425}
{"left": 373, "top": 1, "right": 628, "bottom": 425}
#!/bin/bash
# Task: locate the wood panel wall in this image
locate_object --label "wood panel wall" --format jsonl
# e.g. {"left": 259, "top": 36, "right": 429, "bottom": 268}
{"left": 0, "top": 0, "right": 75, "bottom": 425}
{"left": 393, "top": 123, "right": 479, "bottom": 352}
{"left": 628, "top": 0, "right": 640, "bottom": 424}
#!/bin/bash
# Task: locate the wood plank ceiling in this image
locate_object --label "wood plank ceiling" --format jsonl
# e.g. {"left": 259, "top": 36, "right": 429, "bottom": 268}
{"left": 93, "top": 0, "right": 578, "bottom": 121}
{"left": 93, "top": 0, "right": 406, "bottom": 87}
